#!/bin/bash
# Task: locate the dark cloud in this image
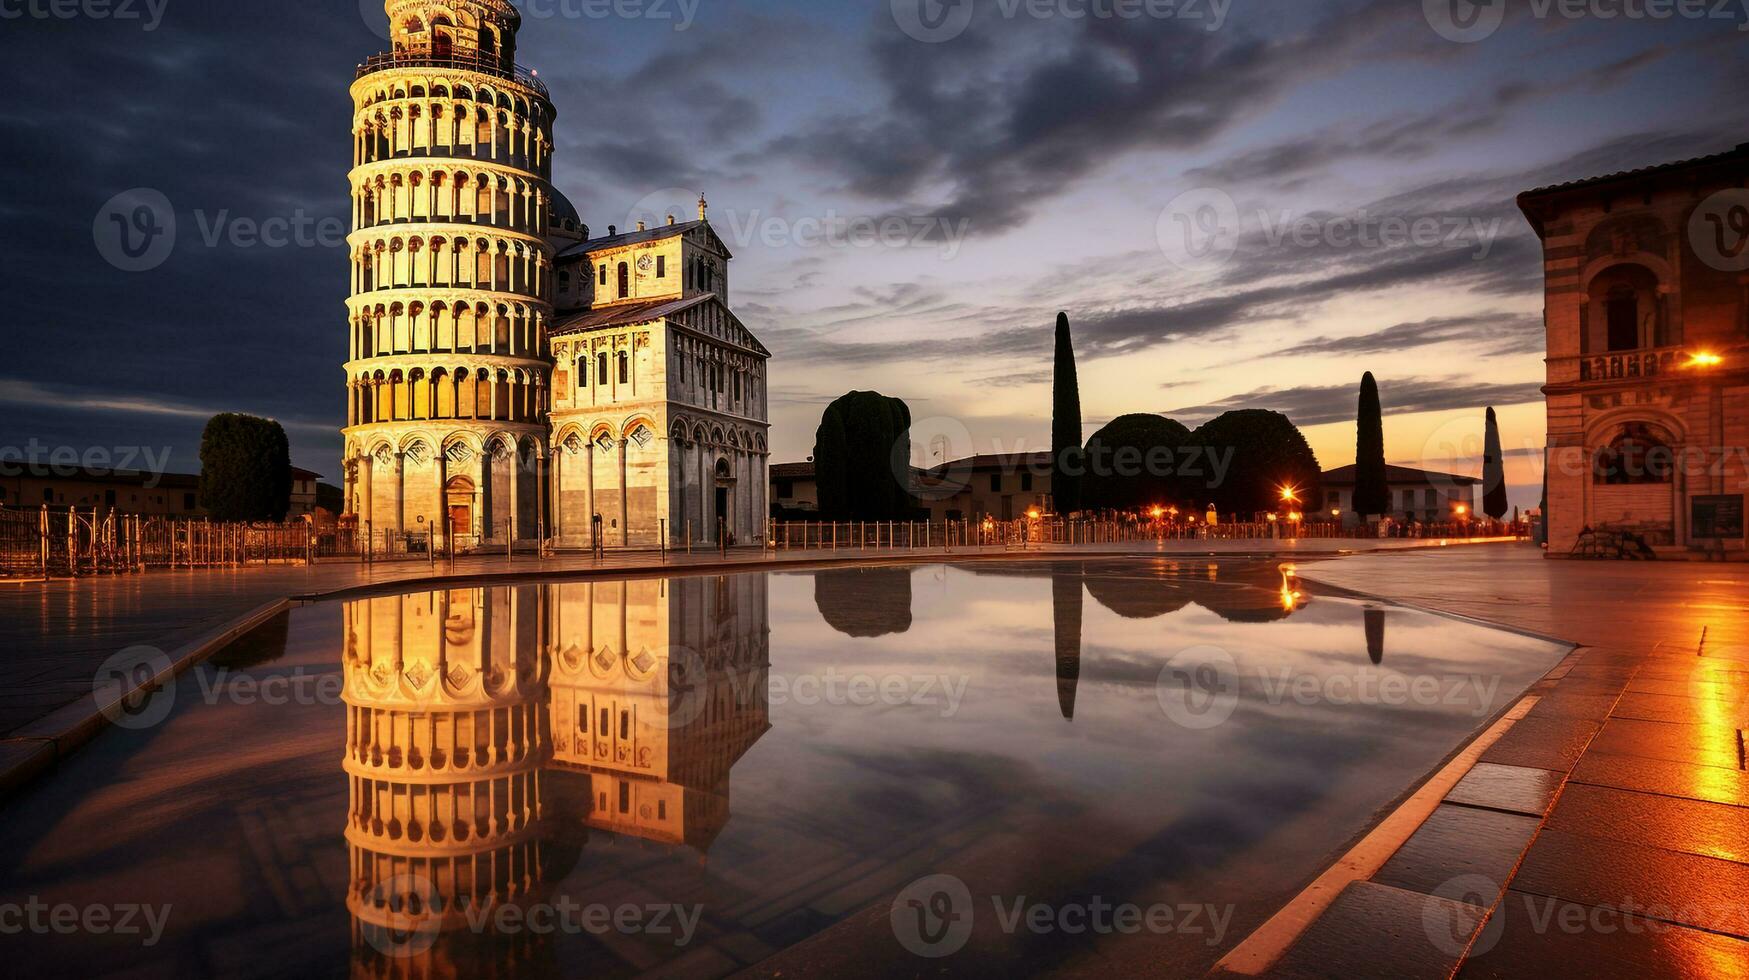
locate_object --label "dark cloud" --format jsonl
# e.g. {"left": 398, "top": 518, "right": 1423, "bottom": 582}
{"left": 1271, "top": 313, "right": 1544, "bottom": 360}
{"left": 1167, "top": 378, "right": 1546, "bottom": 428}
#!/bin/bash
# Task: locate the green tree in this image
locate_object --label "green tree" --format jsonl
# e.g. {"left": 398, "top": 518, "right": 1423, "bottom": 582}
{"left": 1482, "top": 406, "right": 1509, "bottom": 520}
{"left": 1352, "top": 372, "right": 1389, "bottom": 519}
{"left": 1051, "top": 312, "right": 1083, "bottom": 514}
{"left": 1081, "top": 413, "right": 1192, "bottom": 511}
{"left": 198, "top": 413, "right": 292, "bottom": 521}
{"left": 814, "top": 391, "right": 914, "bottom": 520}
{"left": 1191, "top": 410, "right": 1322, "bottom": 517}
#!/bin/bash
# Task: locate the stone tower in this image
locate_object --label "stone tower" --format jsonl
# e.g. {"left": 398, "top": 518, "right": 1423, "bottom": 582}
{"left": 343, "top": 0, "right": 557, "bottom": 551}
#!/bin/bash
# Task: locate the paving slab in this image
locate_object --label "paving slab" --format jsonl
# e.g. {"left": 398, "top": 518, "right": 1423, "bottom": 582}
{"left": 1544, "top": 783, "right": 1749, "bottom": 865}
{"left": 1477, "top": 716, "right": 1600, "bottom": 773}
{"left": 1443, "top": 763, "right": 1564, "bottom": 817}
{"left": 1569, "top": 752, "right": 1749, "bottom": 808}
{"left": 1457, "top": 889, "right": 1749, "bottom": 979}
{"left": 1260, "top": 881, "right": 1486, "bottom": 980}
{"left": 1372, "top": 804, "right": 1541, "bottom": 897}
{"left": 1511, "top": 829, "right": 1749, "bottom": 939}
{"left": 1587, "top": 718, "right": 1745, "bottom": 770}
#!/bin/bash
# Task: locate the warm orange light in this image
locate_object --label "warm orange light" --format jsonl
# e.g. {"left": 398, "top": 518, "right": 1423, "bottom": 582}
{"left": 1689, "top": 352, "right": 1724, "bottom": 367}
{"left": 1331, "top": 508, "right": 1342, "bottom": 517}
{"left": 1279, "top": 485, "right": 1299, "bottom": 502}
{"left": 1150, "top": 506, "right": 1165, "bottom": 519}
{"left": 1026, "top": 507, "right": 1041, "bottom": 520}
{"left": 1288, "top": 511, "right": 1302, "bottom": 522}
{"left": 1455, "top": 504, "right": 1468, "bottom": 516}
{"left": 1266, "top": 513, "right": 1278, "bottom": 522}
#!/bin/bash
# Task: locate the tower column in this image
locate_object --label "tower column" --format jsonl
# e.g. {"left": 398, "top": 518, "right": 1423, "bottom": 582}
{"left": 619, "top": 438, "right": 630, "bottom": 547}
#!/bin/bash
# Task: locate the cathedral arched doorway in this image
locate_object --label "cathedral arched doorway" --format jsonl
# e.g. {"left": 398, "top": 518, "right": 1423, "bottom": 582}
{"left": 446, "top": 475, "right": 476, "bottom": 540}
{"left": 714, "top": 457, "right": 735, "bottom": 542}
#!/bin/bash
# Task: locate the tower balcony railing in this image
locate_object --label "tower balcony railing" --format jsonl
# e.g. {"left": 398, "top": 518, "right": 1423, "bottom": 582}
{"left": 356, "top": 50, "right": 549, "bottom": 100}
{"left": 1548, "top": 344, "right": 1691, "bottom": 386}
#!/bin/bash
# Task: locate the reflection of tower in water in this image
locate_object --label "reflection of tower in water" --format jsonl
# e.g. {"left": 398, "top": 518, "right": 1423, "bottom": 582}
{"left": 342, "top": 586, "right": 574, "bottom": 976}
{"left": 342, "top": 575, "right": 771, "bottom": 973}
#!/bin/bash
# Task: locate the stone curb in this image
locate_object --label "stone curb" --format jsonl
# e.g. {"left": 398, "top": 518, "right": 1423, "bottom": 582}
{"left": 0, "top": 596, "right": 291, "bottom": 802}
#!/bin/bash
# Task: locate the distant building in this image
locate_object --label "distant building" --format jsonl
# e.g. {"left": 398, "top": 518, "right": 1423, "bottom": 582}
{"left": 1519, "top": 143, "right": 1749, "bottom": 557}
{"left": 288, "top": 467, "right": 323, "bottom": 519}
{"left": 1320, "top": 464, "right": 1478, "bottom": 525}
{"left": 915, "top": 452, "right": 1053, "bottom": 522}
{"left": 770, "top": 461, "right": 819, "bottom": 514}
{"left": 0, "top": 466, "right": 202, "bottom": 516}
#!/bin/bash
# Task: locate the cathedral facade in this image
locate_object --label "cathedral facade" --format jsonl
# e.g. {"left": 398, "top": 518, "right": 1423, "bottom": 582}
{"left": 341, "top": 0, "right": 769, "bottom": 552}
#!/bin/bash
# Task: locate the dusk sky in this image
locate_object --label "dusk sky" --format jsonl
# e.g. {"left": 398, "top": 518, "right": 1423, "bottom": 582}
{"left": 3, "top": 0, "right": 1746, "bottom": 510}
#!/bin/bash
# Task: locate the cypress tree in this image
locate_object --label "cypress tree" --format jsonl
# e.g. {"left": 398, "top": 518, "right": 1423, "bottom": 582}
{"left": 1051, "top": 312, "right": 1083, "bottom": 514}
{"left": 1482, "top": 407, "right": 1509, "bottom": 520}
{"left": 1352, "top": 373, "right": 1388, "bottom": 519}
{"left": 198, "top": 413, "right": 292, "bottom": 522}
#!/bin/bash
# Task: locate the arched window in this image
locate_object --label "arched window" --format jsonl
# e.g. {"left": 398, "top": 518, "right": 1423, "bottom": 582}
{"left": 617, "top": 261, "right": 629, "bottom": 298}
{"left": 575, "top": 355, "right": 587, "bottom": 390}
{"left": 596, "top": 352, "right": 608, "bottom": 385}
{"left": 617, "top": 351, "right": 630, "bottom": 385}
{"left": 1594, "top": 423, "right": 1674, "bottom": 485}
{"left": 1606, "top": 285, "right": 1639, "bottom": 353}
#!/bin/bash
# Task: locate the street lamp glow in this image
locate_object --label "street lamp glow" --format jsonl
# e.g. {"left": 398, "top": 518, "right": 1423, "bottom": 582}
{"left": 1150, "top": 506, "right": 1165, "bottom": 520}
{"left": 1279, "top": 485, "right": 1299, "bottom": 502}
{"left": 1026, "top": 507, "right": 1041, "bottom": 520}
{"left": 1689, "top": 352, "right": 1723, "bottom": 367}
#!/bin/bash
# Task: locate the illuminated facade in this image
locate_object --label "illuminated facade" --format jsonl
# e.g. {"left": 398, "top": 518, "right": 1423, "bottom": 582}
{"left": 1520, "top": 144, "right": 1749, "bottom": 557}
{"left": 343, "top": 1, "right": 769, "bottom": 552}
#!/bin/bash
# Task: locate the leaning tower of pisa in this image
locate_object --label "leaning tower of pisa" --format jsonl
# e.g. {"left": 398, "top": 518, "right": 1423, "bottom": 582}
{"left": 343, "top": 0, "right": 558, "bottom": 553}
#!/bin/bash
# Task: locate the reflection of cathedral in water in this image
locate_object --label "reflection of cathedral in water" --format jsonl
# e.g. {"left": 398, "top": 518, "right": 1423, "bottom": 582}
{"left": 341, "top": 576, "right": 769, "bottom": 974}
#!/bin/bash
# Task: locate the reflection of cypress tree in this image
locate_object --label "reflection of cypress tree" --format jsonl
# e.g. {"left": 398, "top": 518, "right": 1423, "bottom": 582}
{"left": 1364, "top": 607, "right": 1386, "bottom": 665}
{"left": 813, "top": 567, "right": 914, "bottom": 637}
{"left": 1052, "top": 565, "right": 1083, "bottom": 721}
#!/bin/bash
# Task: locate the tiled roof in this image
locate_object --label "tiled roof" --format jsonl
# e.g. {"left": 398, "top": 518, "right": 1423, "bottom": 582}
{"left": 556, "top": 220, "right": 706, "bottom": 258}
{"left": 770, "top": 462, "right": 815, "bottom": 479}
{"left": 1321, "top": 463, "right": 1479, "bottom": 486}
{"left": 1519, "top": 142, "right": 1749, "bottom": 199}
{"left": 550, "top": 295, "right": 711, "bottom": 336}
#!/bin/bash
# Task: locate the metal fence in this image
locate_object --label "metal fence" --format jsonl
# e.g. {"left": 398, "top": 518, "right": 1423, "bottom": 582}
{"left": 0, "top": 506, "right": 315, "bottom": 578}
{"left": 765, "top": 517, "right": 1527, "bottom": 552}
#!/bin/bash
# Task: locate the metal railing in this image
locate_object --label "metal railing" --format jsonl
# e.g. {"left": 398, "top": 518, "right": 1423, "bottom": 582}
{"left": 355, "top": 50, "right": 549, "bottom": 98}
{"left": 1, "top": 506, "right": 316, "bottom": 579}
{"left": 764, "top": 517, "right": 1528, "bottom": 552}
